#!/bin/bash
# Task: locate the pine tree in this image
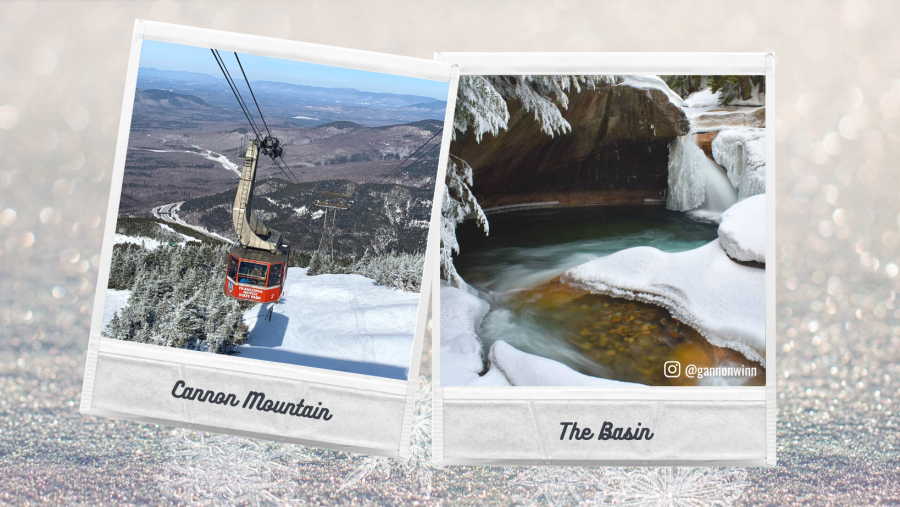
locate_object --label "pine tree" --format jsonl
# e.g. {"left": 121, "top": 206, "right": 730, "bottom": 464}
{"left": 661, "top": 75, "right": 708, "bottom": 98}
{"left": 708, "top": 75, "right": 765, "bottom": 105}
{"left": 661, "top": 75, "right": 765, "bottom": 105}
{"left": 103, "top": 242, "right": 252, "bottom": 354}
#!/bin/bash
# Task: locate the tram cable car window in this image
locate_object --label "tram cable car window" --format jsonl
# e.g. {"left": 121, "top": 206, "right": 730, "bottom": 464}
{"left": 227, "top": 255, "right": 238, "bottom": 279}
{"left": 268, "top": 263, "right": 283, "bottom": 287}
{"left": 238, "top": 261, "right": 268, "bottom": 285}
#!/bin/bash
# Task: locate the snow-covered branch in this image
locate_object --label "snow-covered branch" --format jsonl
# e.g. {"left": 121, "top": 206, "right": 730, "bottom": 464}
{"left": 442, "top": 75, "right": 613, "bottom": 288}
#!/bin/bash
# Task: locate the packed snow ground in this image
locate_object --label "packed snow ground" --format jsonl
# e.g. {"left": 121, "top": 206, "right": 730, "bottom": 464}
{"left": 102, "top": 289, "right": 131, "bottom": 331}
{"left": 237, "top": 268, "right": 419, "bottom": 380}
{"left": 718, "top": 194, "right": 766, "bottom": 264}
{"left": 562, "top": 238, "right": 766, "bottom": 367}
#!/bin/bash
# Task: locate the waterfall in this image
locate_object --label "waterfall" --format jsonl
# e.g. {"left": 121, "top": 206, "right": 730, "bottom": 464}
{"left": 666, "top": 135, "right": 705, "bottom": 211}
{"left": 696, "top": 150, "right": 738, "bottom": 214}
{"left": 666, "top": 134, "right": 737, "bottom": 218}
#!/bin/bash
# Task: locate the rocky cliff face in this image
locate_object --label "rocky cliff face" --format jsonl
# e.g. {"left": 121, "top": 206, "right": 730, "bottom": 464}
{"left": 451, "top": 82, "right": 690, "bottom": 209}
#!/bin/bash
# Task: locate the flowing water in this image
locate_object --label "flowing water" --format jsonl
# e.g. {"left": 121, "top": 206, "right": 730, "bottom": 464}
{"left": 455, "top": 206, "right": 765, "bottom": 386}
{"left": 667, "top": 133, "right": 739, "bottom": 222}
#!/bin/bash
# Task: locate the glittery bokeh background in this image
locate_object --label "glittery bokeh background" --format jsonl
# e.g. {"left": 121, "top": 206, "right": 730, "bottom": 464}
{"left": 2, "top": 1, "right": 899, "bottom": 505}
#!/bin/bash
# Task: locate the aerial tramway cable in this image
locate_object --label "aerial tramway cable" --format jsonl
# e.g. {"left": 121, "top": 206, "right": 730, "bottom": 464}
{"left": 380, "top": 139, "right": 442, "bottom": 185}
{"left": 211, "top": 49, "right": 263, "bottom": 139}
{"left": 233, "top": 52, "right": 273, "bottom": 139}
{"left": 213, "top": 49, "right": 303, "bottom": 185}
{"left": 375, "top": 128, "right": 443, "bottom": 186}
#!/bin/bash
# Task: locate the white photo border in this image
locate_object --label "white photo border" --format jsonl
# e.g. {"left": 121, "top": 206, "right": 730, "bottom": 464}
{"left": 80, "top": 20, "right": 460, "bottom": 459}
{"left": 432, "top": 52, "right": 776, "bottom": 466}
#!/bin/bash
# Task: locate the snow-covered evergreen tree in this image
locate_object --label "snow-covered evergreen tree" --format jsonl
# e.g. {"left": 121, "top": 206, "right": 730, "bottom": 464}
{"left": 305, "top": 247, "right": 425, "bottom": 292}
{"left": 708, "top": 75, "right": 765, "bottom": 105}
{"left": 103, "top": 243, "right": 249, "bottom": 354}
{"left": 442, "top": 75, "right": 614, "bottom": 288}
{"left": 441, "top": 156, "right": 487, "bottom": 288}
{"left": 662, "top": 75, "right": 765, "bottom": 105}
{"left": 661, "top": 75, "right": 709, "bottom": 99}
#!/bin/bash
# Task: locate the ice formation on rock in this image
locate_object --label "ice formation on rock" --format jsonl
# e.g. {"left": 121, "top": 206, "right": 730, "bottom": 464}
{"left": 667, "top": 134, "right": 737, "bottom": 215}
{"left": 718, "top": 194, "right": 766, "bottom": 264}
{"left": 712, "top": 128, "right": 766, "bottom": 200}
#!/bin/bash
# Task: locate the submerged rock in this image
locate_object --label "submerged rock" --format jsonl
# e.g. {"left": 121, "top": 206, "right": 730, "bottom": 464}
{"left": 561, "top": 240, "right": 766, "bottom": 367}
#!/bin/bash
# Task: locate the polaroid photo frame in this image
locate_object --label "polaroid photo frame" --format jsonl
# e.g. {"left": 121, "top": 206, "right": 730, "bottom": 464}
{"left": 432, "top": 52, "right": 775, "bottom": 466}
{"left": 80, "top": 20, "right": 459, "bottom": 459}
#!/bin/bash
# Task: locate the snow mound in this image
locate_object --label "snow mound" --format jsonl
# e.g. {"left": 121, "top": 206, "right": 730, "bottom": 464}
{"left": 489, "top": 341, "right": 643, "bottom": 387}
{"left": 719, "top": 195, "right": 766, "bottom": 264}
{"left": 684, "top": 88, "right": 720, "bottom": 108}
{"left": 237, "top": 268, "right": 419, "bottom": 380}
{"left": 712, "top": 128, "right": 766, "bottom": 200}
{"left": 617, "top": 75, "right": 684, "bottom": 107}
{"left": 440, "top": 283, "right": 510, "bottom": 386}
{"left": 102, "top": 289, "right": 131, "bottom": 331}
{"left": 562, "top": 240, "right": 766, "bottom": 366}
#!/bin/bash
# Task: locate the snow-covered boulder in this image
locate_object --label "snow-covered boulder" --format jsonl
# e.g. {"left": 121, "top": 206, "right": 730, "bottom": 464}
{"left": 683, "top": 88, "right": 720, "bottom": 108}
{"left": 712, "top": 128, "right": 766, "bottom": 200}
{"left": 489, "top": 341, "right": 643, "bottom": 387}
{"left": 440, "top": 283, "right": 511, "bottom": 386}
{"left": 617, "top": 75, "right": 684, "bottom": 108}
{"left": 561, "top": 240, "right": 766, "bottom": 367}
{"left": 718, "top": 195, "right": 766, "bottom": 264}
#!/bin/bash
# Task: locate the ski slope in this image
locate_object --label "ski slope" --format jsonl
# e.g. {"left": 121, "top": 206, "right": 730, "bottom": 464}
{"left": 237, "top": 268, "right": 420, "bottom": 380}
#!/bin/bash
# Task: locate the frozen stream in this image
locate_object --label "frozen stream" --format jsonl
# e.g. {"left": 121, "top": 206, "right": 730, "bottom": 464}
{"left": 454, "top": 206, "right": 764, "bottom": 386}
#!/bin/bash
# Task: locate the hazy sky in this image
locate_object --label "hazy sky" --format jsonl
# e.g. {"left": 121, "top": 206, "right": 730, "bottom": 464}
{"left": 138, "top": 40, "right": 450, "bottom": 100}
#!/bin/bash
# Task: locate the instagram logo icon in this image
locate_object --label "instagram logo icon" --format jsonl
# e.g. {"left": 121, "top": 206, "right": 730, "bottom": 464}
{"left": 664, "top": 361, "right": 681, "bottom": 378}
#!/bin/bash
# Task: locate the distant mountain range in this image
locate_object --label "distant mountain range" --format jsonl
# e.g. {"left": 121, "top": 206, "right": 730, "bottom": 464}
{"left": 136, "top": 67, "right": 447, "bottom": 127}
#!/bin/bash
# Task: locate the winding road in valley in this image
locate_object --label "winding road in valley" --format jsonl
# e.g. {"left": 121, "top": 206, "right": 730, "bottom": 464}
{"left": 152, "top": 202, "right": 232, "bottom": 244}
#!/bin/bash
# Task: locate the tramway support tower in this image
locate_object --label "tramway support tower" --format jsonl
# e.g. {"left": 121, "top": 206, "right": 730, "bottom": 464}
{"left": 313, "top": 190, "right": 350, "bottom": 262}
{"left": 224, "top": 136, "right": 291, "bottom": 303}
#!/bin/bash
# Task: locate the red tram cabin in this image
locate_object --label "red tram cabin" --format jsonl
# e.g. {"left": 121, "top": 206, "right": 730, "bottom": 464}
{"left": 224, "top": 243, "right": 290, "bottom": 302}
